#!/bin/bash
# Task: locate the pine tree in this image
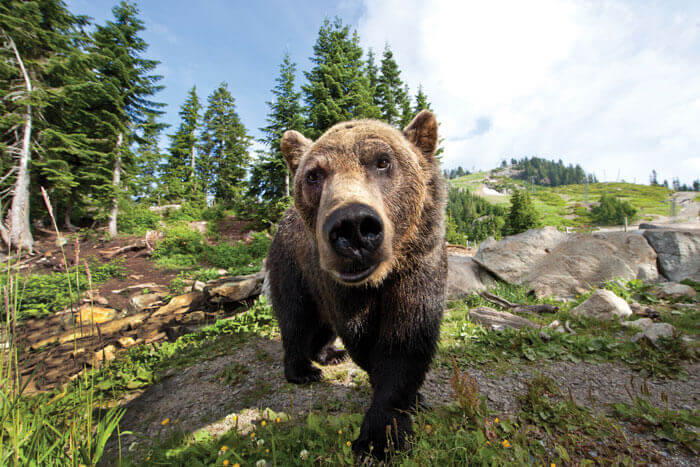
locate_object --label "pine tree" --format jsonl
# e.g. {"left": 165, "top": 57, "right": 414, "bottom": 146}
{"left": 163, "top": 86, "right": 201, "bottom": 202}
{"left": 91, "top": 0, "right": 164, "bottom": 235}
{"left": 200, "top": 82, "right": 251, "bottom": 207}
{"left": 250, "top": 52, "right": 305, "bottom": 204}
{"left": 414, "top": 85, "right": 432, "bottom": 113}
{"left": 132, "top": 113, "right": 166, "bottom": 203}
{"left": 365, "top": 48, "right": 380, "bottom": 108}
{"left": 398, "top": 84, "right": 413, "bottom": 128}
{"left": 505, "top": 190, "right": 541, "bottom": 235}
{"left": 303, "top": 17, "right": 379, "bottom": 138}
{"left": 0, "top": 0, "right": 92, "bottom": 249}
{"left": 376, "top": 44, "right": 406, "bottom": 126}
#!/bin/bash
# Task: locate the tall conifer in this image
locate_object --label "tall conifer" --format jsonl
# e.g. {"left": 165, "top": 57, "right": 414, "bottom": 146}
{"left": 163, "top": 86, "right": 201, "bottom": 202}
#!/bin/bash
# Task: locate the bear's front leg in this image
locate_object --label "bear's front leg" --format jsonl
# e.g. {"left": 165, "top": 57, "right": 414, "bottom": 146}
{"left": 352, "top": 352, "right": 430, "bottom": 460}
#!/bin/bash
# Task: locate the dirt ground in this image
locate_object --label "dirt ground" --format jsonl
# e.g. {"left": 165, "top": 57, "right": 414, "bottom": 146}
{"left": 112, "top": 334, "right": 699, "bottom": 465}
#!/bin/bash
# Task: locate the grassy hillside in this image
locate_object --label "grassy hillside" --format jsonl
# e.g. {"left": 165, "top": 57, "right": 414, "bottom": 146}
{"left": 450, "top": 169, "right": 674, "bottom": 229}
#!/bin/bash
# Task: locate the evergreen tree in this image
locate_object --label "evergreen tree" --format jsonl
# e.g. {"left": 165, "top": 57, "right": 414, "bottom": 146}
{"left": 250, "top": 52, "right": 304, "bottom": 205}
{"left": 365, "top": 48, "right": 380, "bottom": 108}
{"left": 90, "top": 0, "right": 164, "bottom": 235}
{"left": 414, "top": 85, "right": 432, "bottom": 113}
{"left": 398, "top": 84, "right": 413, "bottom": 128}
{"left": 200, "top": 82, "right": 251, "bottom": 207}
{"left": 505, "top": 190, "right": 540, "bottom": 235}
{"left": 132, "top": 113, "right": 166, "bottom": 203}
{"left": 0, "top": 0, "right": 92, "bottom": 249}
{"left": 163, "top": 86, "right": 201, "bottom": 202}
{"left": 303, "top": 17, "right": 379, "bottom": 138}
{"left": 591, "top": 193, "right": 637, "bottom": 225}
{"left": 376, "top": 44, "right": 406, "bottom": 126}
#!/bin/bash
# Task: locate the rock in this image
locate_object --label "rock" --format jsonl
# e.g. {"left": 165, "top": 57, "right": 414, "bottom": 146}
{"left": 446, "top": 254, "right": 496, "bottom": 299}
{"left": 474, "top": 228, "right": 659, "bottom": 299}
{"left": 179, "top": 310, "right": 205, "bottom": 324}
{"left": 631, "top": 323, "right": 676, "bottom": 345}
{"left": 468, "top": 306, "right": 539, "bottom": 331}
{"left": 118, "top": 337, "right": 138, "bottom": 348}
{"left": 112, "top": 283, "right": 166, "bottom": 295}
{"left": 149, "top": 204, "right": 181, "bottom": 213}
{"left": 32, "top": 312, "right": 150, "bottom": 350}
{"left": 153, "top": 291, "right": 203, "bottom": 317}
{"left": 193, "top": 280, "right": 206, "bottom": 292}
{"left": 187, "top": 221, "right": 208, "bottom": 234}
{"left": 473, "top": 227, "right": 568, "bottom": 283}
{"left": 93, "top": 344, "right": 117, "bottom": 364}
{"left": 76, "top": 305, "right": 117, "bottom": 324}
{"left": 570, "top": 289, "right": 632, "bottom": 321}
{"left": 216, "top": 268, "right": 228, "bottom": 276}
{"left": 655, "top": 282, "right": 696, "bottom": 299}
{"left": 642, "top": 229, "right": 700, "bottom": 282}
{"left": 630, "top": 302, "right": 660, "bottom": 318}
{"left": 523, "top": 232, "right": 658, "bottom": 299}
{"left": 622, "top": 318, "right": 654, "bottom": 331}
{"left": 128, "top": 292, "right": 166, "bottom": 313}
{"left": 204, "top": 271, "right": 264, "bottom": 305}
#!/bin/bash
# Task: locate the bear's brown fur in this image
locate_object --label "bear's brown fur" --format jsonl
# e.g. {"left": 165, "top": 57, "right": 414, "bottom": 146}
{"left": 267, "top": 110, "right": 446, "bottom": 459}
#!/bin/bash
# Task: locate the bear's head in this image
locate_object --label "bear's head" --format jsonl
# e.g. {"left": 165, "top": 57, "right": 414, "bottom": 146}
{"left": 281, "top": 110, "right": 443, "bottom": 287}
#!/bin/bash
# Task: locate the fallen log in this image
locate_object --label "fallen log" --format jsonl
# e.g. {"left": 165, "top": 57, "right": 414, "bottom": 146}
{"left": 99, "top": 242, "right": 146, "bottom": 259}
{"left": 478, "top": 291, "right": 558, "bottom": 314}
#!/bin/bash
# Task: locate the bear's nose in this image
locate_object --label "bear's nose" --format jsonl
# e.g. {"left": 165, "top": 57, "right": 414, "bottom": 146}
{"left": 323, "top": 203, "right": 384, "bottom": 260}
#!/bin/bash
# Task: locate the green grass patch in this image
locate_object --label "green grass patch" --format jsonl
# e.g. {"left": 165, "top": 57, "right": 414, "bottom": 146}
{"left": 443, "top": 284, "right": 696, "bottom": 379}
{"left": 0, "top": 259, "right": 126, "bottom": 319}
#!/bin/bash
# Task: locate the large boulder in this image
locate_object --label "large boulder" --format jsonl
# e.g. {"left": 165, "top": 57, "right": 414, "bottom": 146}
{"left": 128, "top": 292, "right": 166, "bottom": 313}
{"left": 570, "top": 289, "right": 632, "bottom": 321}
{"left": 152, "top": 291, "right": 203, "bottom": 317}
{"left": 446, "top": 253, "right": 496, "bottom": 299}
{"left": 474, "top": 228, "right": 659, "bottom": 299}
{"left": 523, "top": 232, "right": 658, "bottom": 298}
{"left": 642, "top": 229, "right": 700, "bottom": 282}
{"left": 473, "top": 227, "right": 567, "bottom": 283}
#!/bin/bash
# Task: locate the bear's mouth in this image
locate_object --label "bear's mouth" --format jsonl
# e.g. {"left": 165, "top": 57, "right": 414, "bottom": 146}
{"left": 336, "top": 263, "right": 379, "bottom": 283}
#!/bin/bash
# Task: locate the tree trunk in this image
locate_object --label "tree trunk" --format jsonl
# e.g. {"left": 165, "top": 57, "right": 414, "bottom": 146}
{"left": 3, "top": 34, "right": 34, "bottom": 253}
{"left": 64, "top": 199, "right": 77, "bottom": 232}
{"left": 108, "top": 132, "right": 123, "bottom": 237}
{"left": 285, "top": 172, "right": 290, "bottom": 197}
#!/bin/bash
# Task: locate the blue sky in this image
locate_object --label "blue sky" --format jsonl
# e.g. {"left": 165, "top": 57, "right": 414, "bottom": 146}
{"left": 66, "top": 0, "right": 700, "bottom": 184}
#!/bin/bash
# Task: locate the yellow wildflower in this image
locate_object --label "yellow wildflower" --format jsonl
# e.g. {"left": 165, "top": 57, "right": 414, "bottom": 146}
{"left": 261, "top": 420, "right": 267, "bottom": 427}
{"left": 223, "top": 460, "right": 229, "bottom": 466}
{"left": 233, "top": 464, "right": 240, "bottom": 467}
{"left": 425, "top": 424, "right": 433, "bottom": 433}
{"left": 494, "top": 417, "right": 499, "bottom": 424}
{"left": 221, "top": 445, "right": 228, "bottom": 452}
{"left": 502, "top": 440, "right": 510, "bottom": 448}
{"left": 551, "top": 464, "right": 556, "bottom": 467}
{"left": 266, "top": 448, "right": 269, "bottom": 453}
{"left": 346, "top": 441, "right": 352, "bottom": 447}
{"left": 161, "top": 418, "right": 170, "bottom": 426}
{"left": 250, "top": 432, "right": 256, "bottom": 438}
{"left": 276, "top": 417, "right": 281, "bottom": 423}
{"left": 338, "top": 429, "right": 343, "bottom": 435}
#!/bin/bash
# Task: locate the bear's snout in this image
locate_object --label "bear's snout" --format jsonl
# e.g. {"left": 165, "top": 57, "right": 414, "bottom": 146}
{"left": 322, "top": 203, "right": 385, "bottom": 282}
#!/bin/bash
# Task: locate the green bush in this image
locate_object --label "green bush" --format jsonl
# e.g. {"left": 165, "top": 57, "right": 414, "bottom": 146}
{"left": 505, "top": 189, "right": 541, "bottom": 235}
{"left": 118, "top": 204, "right": 161, "bottom": 235}
{"left": 591, "top": 193, "right": 637, "bottom": 225}
{"left": 203, "top": 232, "right": 271, "bottom": 275}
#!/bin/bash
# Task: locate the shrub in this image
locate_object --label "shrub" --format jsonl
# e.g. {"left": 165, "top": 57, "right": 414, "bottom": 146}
{"left": 203, "top": 232, "right": 271, "bottom": 275}
{"left": 591, "top": 193, "right": 637, "bottom": 225}
{"left": 118, "top": 204, "right": 160, "bottom": 235}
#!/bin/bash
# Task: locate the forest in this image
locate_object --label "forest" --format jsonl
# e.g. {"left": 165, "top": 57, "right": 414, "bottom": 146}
{"left": 0, "top": 1, "right": 433, "bottom": 253}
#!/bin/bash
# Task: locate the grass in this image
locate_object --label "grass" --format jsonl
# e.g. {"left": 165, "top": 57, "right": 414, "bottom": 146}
{"left": 152, "top": 225, "right": 270, "bottom": 275}
{"left": 0, "top": 189, "right": 125, "bottom": 465}
{"left": 449, "top": 170, "right": 675, "bottom": 229}
{"left": 0, "top": 257, "right": 126, "bottom": 320}
{"left": 441, "top": 282, "right": 697, "bottom": 379}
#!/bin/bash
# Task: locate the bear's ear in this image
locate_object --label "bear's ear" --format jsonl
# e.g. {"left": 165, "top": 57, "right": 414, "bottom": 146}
{"left": 280, "top": 130, "right": 312, "bottom": 175}
{"left": 403, "top": 110, "right": 438, "bottom": 158}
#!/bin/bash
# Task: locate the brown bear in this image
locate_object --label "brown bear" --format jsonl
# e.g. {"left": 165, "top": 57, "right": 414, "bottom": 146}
{"left": 267, "top": 110, "right": 446, "bottom": 459}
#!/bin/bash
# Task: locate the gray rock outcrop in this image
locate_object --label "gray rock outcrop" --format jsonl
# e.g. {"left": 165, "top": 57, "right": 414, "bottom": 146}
{"left": 446, "top": 253, "right": 496, "bottom": 299}
{"left": 642, "top": 229, "right": 700, "bottom": 282}
{"left": 468, "top": 306, "right": 539, "bottom": 331}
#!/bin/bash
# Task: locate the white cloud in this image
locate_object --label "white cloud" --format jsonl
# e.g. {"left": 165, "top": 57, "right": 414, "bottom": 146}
{"left": 357, "top": 0, "right": 700, "bottom": 183}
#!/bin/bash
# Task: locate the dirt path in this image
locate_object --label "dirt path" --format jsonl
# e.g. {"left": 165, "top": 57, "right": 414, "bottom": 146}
{"left": 112, "top": 336, "right": 699, "bottom": 462}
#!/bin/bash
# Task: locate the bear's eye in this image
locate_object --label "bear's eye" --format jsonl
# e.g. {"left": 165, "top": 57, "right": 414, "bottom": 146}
{"left": 377, "top": 156, "right": 390, "bottom": 170}
{"left": 306, "top": 170, "right": 321, "bottom": 184}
